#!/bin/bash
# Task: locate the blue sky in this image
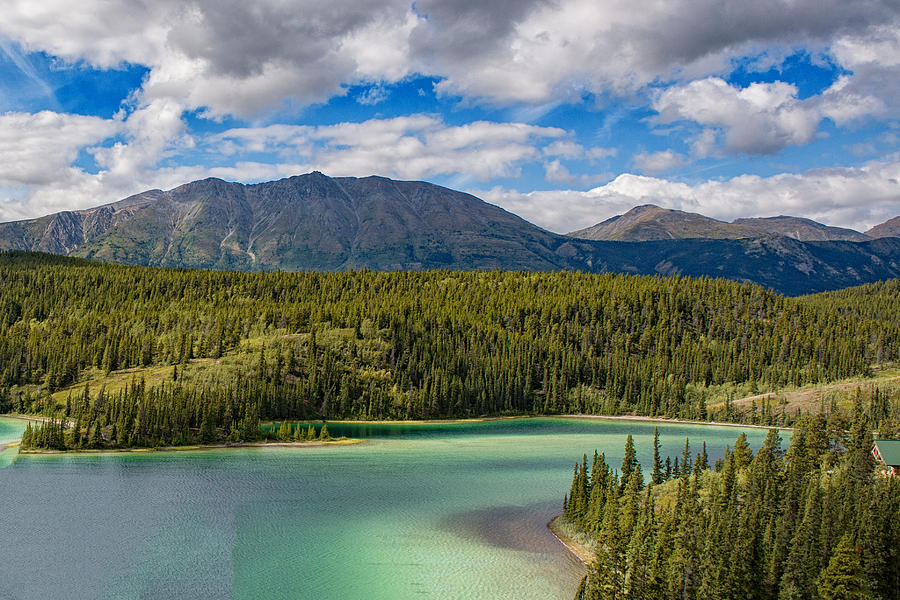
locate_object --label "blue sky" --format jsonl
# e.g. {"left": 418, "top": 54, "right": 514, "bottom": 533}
{"left": 0, "top": 1, "right": 898, "bottom": 233}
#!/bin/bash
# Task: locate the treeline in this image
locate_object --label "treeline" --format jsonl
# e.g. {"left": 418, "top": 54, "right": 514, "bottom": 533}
{"left": 18, "top": 380, "right": 334, "bottom": 450}
{"left": 563, "top": 406, "right": 900, "bottom": 600}
{"left": 20, "top": 380, "right": 261, "bottom": 449}
{"left": 2, "top": 251, "right": 899, "bottom": 432}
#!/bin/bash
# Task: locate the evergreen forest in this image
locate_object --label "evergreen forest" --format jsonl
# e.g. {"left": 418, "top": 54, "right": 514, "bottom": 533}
{"left": 2, "top": 250, "right": 899, "bottom": 450}
{"left": 563, "top": 408, "right": 900, "bottom": 600}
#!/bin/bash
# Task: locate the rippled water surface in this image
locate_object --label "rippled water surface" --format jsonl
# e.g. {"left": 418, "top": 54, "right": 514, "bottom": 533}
{"left": 0, "top": 417, "right": 772, "bottom": 600}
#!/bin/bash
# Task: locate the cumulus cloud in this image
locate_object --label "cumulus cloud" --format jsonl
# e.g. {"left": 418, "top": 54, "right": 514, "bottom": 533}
{"left": 0, "top": 0, "right": 417, "bottom": 119}
{"left": 654, "top": 78, "right": 821, "bottom": 154}
{"left": 0, "top": 105, "right": 200, "bottom": 222}
{"left": 0, "top": 111, "right": 121, "bottom": 186}
{"left": 544, "top": 160, "right": 577, "bottom": 184}
{"left": 653, "top": 76, "right": 885, "bottom": 155}
{"left": 415, "top": 0, "right": 900, "bottom": 104}
{"left": 1, "top": 0, "right": 898, "bottom": 117}
{"left": 633, "top": 150, "right": 688, "bottom": 174}
{"left": 211, "top": 116, "right": 567, "bottom": 181}
{"left": 479, "top": 159, "right": 900, "bottom": 233}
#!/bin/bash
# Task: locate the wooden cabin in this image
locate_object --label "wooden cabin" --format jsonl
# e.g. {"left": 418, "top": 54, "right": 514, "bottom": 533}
{"left": 872, "top": 439, "right": 900, "bottom": 477}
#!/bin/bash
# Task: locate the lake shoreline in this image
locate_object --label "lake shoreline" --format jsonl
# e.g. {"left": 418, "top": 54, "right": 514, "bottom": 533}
{"left": 15, "top": 438, "right": 362, "bottom": 455}
{"left": 560, "top": 414, "right": 793, "bottom": 431}
{"left": 273, "top": 413, "right": 792, "bottom": 430}
{"left": 547, "top": 515, "right": 595, "bottom": 566}
{"left": 4, "top": 411, "right": 788, "bottom": 456}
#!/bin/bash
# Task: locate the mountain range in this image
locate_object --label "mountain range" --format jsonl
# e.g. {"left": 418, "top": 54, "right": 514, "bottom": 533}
{"left": 1, "top": 172, "right": 898, "bottom": 295}
{"left": 567, "top": 204, "right": 892, "bottom": 242}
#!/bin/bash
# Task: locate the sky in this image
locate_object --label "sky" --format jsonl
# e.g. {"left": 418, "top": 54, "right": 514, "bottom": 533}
{"left": 0, "top": 1, "right": 898, "bottom": 234}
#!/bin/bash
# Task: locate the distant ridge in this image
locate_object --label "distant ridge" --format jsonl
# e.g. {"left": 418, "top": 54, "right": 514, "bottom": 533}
{"left": 1, "top": 174, "right": 899, "bottom": 295}
{"left": 867, "top": 216, "right": 900, "bottom": 239}
{"left": 568, "top": 204, "right": 755, "bottom": 241}
{"left": 568, "top": 204, "right": 895, "bottom": 242}
{"left": 732, "top": 215, "right": 870, "bottom": 242}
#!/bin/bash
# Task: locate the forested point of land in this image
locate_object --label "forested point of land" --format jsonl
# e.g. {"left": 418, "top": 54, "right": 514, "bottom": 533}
{"left": 562, "top": 408, "right": 900, "bottom": 600}
{"left": 2, "top": 250, "right": 899, "bottom": 450}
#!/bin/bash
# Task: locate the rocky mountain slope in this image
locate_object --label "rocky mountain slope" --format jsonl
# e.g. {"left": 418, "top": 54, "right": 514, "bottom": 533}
{"left": 867, "top": 216, "right": 900, "bottom": 239}
{"left": 0, "top": 173, "right": 592, "bottom": 272}
{"left": 1, "top": 173, "right": 899, "bottom": 295}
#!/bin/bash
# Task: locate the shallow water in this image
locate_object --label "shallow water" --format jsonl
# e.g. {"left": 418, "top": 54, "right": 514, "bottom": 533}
{"left": 0, "top": 416, "right": 26, "bottom": 468}
{"left": 0, "top": 417, "right": 773, "bottom": 600}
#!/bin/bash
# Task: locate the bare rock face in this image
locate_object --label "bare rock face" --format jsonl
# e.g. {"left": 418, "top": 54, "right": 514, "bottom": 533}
{"left": 1, "top": 173, "right": 899, "bottom": 295}
{"left": 867, "top": 216, "right": 900, "bottom": 239}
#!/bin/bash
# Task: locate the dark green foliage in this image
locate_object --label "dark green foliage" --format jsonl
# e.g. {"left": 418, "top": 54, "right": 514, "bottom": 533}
{"left": 563, "top": 412, "right": 900, "bottom": 600}
{"left": 817, "top": 535, "right": 869, "bottom": 600}
{"left": 20, "top": 380, "right": 263, "bottom": 450}
{"left": 651, "top": 428, "right": 663, "bottom": 485}
{"left": 2, "top": 252, "right": 900, "bottom": 448}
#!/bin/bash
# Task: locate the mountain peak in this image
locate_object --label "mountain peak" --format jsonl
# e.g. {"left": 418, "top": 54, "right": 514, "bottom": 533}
{"left": 0, "top": 172, "right": 574, "bottom": 273}
{"left": 570, "top": 206, "right": 874, "bottom": 243}
{"left": 568, "top": 204, "right": 742, "bottom": 241}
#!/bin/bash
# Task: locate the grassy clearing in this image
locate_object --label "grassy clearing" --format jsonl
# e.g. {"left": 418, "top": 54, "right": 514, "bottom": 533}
{"left": 709, "top": 364, "right": 900, "bottom": 416}
{"left": 40, "top": 326, "right": 381, "bottom": 411}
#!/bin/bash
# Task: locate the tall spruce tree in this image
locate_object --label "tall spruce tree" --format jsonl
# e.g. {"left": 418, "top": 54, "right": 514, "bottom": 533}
{"left": 817, "top": 535, "right": 869, "bottom": 600}
{"left": 651, "top": 427, "right": 663, "bottom": 485}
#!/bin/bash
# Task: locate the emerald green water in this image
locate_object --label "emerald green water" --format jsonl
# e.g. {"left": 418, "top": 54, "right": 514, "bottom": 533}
{"left": 0, "top": 417, "right": 773, "bottom": 600}
{"left": 0, "top": 416, "right": 27, "bottom": 468}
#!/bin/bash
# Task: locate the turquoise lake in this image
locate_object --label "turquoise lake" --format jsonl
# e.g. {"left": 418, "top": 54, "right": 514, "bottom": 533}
{"left": 0, "top": 417, "right": 775, "bottom": 600}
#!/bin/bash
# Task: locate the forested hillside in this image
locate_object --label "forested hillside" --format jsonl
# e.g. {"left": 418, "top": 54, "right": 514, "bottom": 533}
{"left": 562, "top": 408, "right": 900, "bottom": 600}
{"left": 2, "top": 251, "right": 899, "bottom": 449}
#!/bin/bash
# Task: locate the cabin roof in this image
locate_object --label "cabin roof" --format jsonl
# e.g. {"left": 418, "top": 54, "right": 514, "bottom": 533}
{"left": 874, "top": 439, "right": 900, "bottom": 466}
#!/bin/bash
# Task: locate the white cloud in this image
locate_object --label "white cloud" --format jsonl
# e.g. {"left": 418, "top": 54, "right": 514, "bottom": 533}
{"left": 633, "top": 149, "right": 688, "bottom": 174}
{"left": 1, "top": 0, "right": 898, "bottom": 117}
{"left": 416, "top": 0, "right": 900, "bottom": 104}
{"left": 544, "top": 160, "right": 577, "bottom": 184}
{"left": 543, "top": 141, "right": 584, "bottom": 158}
{"left": 0, "top": 113, "right": 571, "bottom": 222}
{"left": 586, "top": 147, "right": 618, "bottom": 161}
{"left": 654, "top": 78, "right": 821, "bottom": 154}
{"left": 212, "top": 116, "right": 568, "bottom": 181}
{"left": 0, "top": 111, "right": 121, "bottom": 186}
{"left": 0, "top": 104, "right": 201, "bottom": 222}
{"left": 653, "top": 76, "right": 886, "bottom": 156}
{"left": 479, "top": 159, "right": 900, "bottom": 233}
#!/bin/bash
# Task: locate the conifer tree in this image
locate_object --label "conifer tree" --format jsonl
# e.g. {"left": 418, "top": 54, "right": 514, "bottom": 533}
{"left": 817, "top": 535, "right": 869, "bottom": 600}
{"left": 651, "top": 427, "right": 663, "bottom": 485}
{"left": 733, "top": 432, "right": 753, "bottom": 470}
{"left": 620, "top": 434, "right": 638, "bottom": 489}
